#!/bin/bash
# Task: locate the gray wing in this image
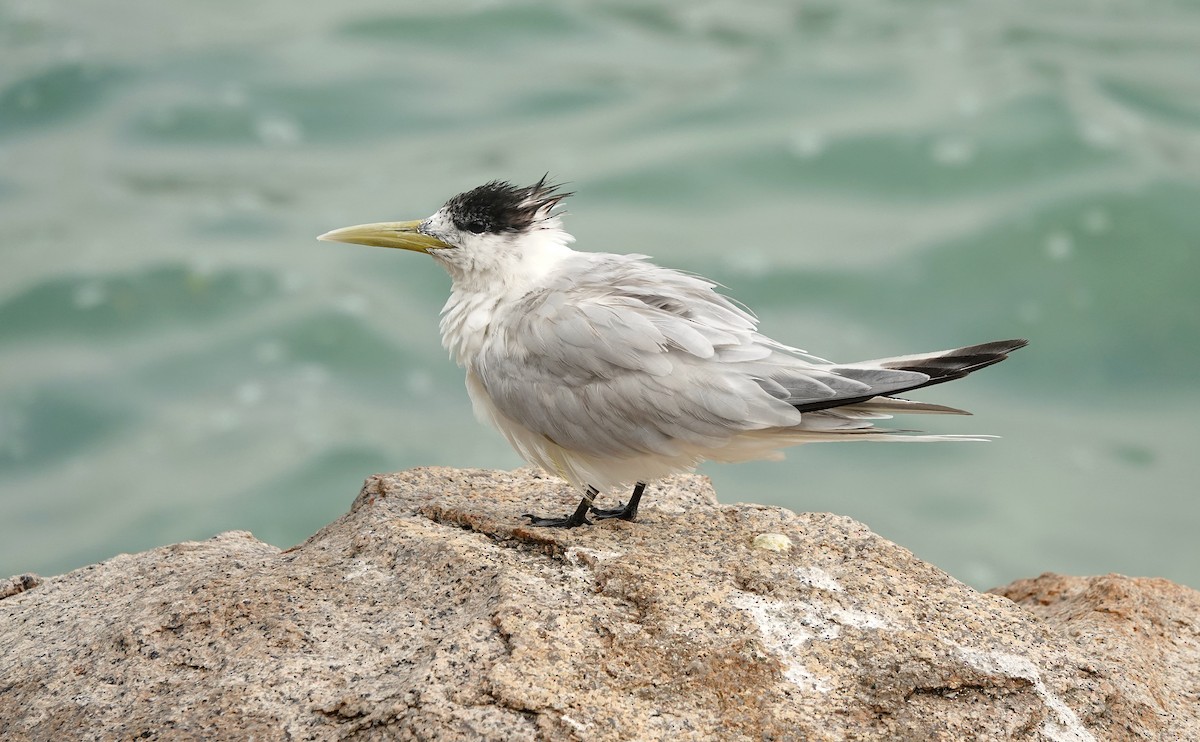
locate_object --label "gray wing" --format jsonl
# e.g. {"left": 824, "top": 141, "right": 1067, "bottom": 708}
{"left": 475, "top": 255, "right": 931, "bottom": 458}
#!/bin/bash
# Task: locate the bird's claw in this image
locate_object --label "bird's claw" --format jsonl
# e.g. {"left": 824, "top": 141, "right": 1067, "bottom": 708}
{"left": 589, "top": 504, "right": 636, "bottom": 521}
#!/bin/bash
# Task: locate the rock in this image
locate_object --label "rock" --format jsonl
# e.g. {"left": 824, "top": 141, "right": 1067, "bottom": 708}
{"left": 991, "top": 573, "right": 1200, "bottom": 740}
{"left": 0, "top": 467, "right": 1196, "bottom": 741}
{"left": 0, "top": 573, "right": 41, "bottom": 600}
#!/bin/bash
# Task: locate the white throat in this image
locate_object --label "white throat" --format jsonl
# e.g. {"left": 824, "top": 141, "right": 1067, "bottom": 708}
{"left": 438, "top": 223, "right": 575, "bottom": 365}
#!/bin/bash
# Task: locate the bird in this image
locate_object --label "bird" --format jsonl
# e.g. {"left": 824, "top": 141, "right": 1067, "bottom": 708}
{"left": 319, "top": 176, "right": 1026, "bottom": 528}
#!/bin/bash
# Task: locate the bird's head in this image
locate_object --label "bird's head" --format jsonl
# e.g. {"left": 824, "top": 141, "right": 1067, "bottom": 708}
{"left": 318, "top": 176, "right": 574, "bottom": 279}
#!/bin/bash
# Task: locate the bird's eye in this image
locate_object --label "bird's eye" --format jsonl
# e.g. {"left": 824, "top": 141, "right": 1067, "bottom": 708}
{"left": 465, "top": 220, "right": 487, "bottom": 234}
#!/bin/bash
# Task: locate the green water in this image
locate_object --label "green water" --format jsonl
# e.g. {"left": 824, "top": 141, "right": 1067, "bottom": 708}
{"left": 2, "top": 1, "right": 1198, "bottom": 589}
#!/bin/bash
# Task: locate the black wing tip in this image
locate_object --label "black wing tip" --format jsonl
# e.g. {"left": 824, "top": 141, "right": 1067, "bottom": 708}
{"left": 792, "top": 338, "right": 1026, "bottom": 416}
{"left": 959, "top": 338, "right": 1029, "bottom": 355}
{"left": 877, "top": 336, "right": 1027, "bottom": 392}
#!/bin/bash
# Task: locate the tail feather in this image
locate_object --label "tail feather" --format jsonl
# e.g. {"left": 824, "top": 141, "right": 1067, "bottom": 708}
{"left": 837, "top": 397, "right": 971, "bottom": 416}
{"left": 793, "top": 338, "right": 1027, "bottom": 416}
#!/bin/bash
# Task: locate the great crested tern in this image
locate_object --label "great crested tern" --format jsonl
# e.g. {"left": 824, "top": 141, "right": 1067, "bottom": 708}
{"left": 319, "top": 177, "right": 1026, "bottom": 528}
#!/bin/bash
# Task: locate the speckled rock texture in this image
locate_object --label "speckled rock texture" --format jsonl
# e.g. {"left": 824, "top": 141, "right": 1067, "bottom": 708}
{"left": 1, "top": 467, "right": 1197, "bottom": 741}
{"left": 990, "top": 573, "right": 1200, "bottom": 739}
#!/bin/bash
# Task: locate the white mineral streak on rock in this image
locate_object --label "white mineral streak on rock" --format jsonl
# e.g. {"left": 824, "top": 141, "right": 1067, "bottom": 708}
{"left": 794, "top": 566, "right": 844, "bottom": 592}
{"left": 958, "top": 647, "right": 1097, "bottom": 742}
{"left": 729, "top": 590, "right": 829, "bottom": 693}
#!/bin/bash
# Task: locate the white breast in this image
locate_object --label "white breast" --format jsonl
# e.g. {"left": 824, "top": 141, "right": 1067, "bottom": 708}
{"left": 440, "top": 290, "right": 500, "bottom": 365}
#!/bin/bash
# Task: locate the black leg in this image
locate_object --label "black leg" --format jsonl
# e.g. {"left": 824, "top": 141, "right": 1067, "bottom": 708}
{"left": 523, "top": 486, "right": 597, "bottom": 528}
{"left": 590, "top": 482, "right": 646, "bottom": 522}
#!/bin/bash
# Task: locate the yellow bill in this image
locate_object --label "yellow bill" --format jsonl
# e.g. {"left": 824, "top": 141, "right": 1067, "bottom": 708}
{"left": 317, "top": 220, "right": 451, "bottom": 253}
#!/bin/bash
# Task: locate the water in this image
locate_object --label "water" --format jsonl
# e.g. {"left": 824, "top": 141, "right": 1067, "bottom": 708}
{"left": 2, "top": 0, "right": 1198, "bottom": 590}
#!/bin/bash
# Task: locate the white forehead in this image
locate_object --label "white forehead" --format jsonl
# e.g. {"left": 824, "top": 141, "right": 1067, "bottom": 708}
{"left": 422, "top": 208, "right": 456, "bottom": 235}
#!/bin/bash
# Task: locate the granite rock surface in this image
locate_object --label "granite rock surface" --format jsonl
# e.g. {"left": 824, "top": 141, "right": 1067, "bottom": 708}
{"left": 2, "top": 467, "right": 1197, "bottom": 741}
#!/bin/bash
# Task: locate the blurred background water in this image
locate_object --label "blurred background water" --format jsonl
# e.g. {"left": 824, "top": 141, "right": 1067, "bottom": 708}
{"left": 2, "top": 0, "right": 1198, "bottom": 590}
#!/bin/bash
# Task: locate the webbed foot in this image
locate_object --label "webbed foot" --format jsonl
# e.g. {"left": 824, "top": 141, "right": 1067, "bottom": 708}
{"left": 588, "top": 482, "right": 646, "bottom": 522}
{"left": 523, "top": 512, "right": 593, "bottom": 528}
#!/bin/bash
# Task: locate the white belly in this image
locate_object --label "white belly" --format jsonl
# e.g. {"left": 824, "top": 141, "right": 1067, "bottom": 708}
{"left": 463, "top": 370, "right": 706, "bottom": 494}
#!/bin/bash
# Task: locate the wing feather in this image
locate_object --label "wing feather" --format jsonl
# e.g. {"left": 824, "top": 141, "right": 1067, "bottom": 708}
{"left": 474, "top": 254, "right": 976, "bottom": 460}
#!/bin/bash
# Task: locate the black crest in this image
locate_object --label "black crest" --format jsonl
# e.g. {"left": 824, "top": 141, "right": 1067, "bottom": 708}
{"left": 443, "top": 175, "right": 571, "bottom": 235}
